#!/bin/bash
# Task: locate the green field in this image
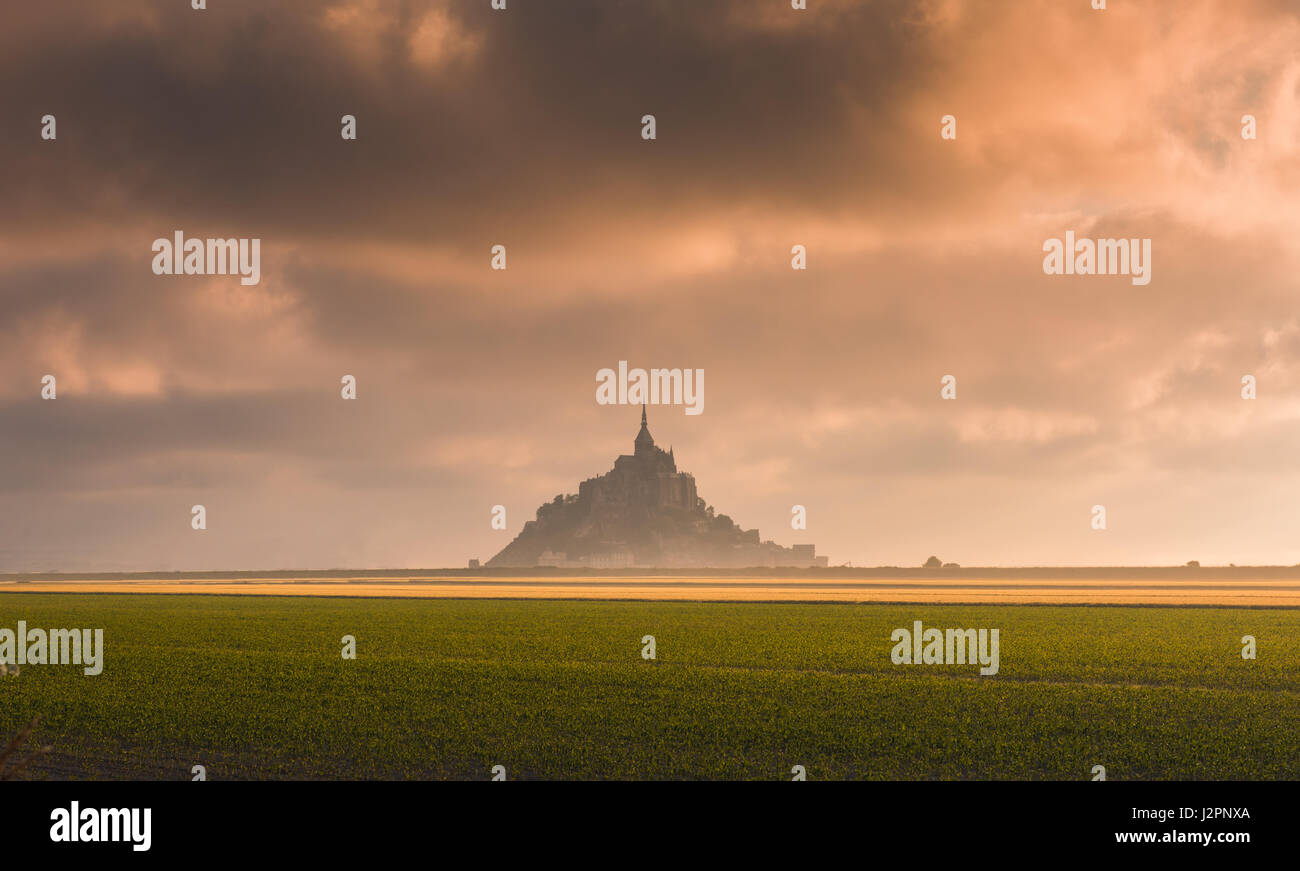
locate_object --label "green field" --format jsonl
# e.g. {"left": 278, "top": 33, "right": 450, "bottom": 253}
{"left": 1, "top": 594, "right": 1297, "bottom": 780}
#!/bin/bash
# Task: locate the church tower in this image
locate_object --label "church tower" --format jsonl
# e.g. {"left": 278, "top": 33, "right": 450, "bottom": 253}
{"left": 634, "top": 403, "right": 655, "bottom": 457}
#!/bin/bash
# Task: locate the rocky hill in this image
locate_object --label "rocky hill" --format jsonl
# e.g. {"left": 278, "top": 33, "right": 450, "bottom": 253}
{"left": 487, "top": 407, "right": 825, "bottom": 569}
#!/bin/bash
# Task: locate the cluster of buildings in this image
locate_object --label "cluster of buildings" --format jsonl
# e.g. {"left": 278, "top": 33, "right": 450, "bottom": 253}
{"left": 484, "top": 407, "right": 827, "bottom": 570}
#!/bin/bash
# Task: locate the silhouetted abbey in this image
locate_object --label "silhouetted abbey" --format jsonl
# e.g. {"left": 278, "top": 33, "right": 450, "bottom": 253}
{"left": 486, "top": 407, "right": 827, "bottom": 568}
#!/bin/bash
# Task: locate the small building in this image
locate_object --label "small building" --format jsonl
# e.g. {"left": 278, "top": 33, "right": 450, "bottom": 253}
{"left": 589, "top": 551, "right": 636, "bottom": 569}
{"left": 536, "top": 550, "right": 567, "bottom": 567}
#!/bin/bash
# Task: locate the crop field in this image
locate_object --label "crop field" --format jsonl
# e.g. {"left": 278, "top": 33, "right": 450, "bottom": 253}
{"left": 1, "top": 593, "right": 1297, "bottom": 780}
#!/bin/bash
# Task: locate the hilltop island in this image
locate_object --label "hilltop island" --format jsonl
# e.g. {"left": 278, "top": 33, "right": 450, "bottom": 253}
{"left": 486, "top": 407, "right": 827, "bottom": 569}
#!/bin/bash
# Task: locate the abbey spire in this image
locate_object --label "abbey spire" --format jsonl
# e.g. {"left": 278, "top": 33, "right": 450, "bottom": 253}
{"left": 634, "top": 403, "right": 655, "bottom": 456}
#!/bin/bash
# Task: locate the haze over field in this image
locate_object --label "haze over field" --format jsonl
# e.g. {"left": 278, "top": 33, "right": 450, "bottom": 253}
{"left": 3, "top": 1, "right": 1299, "bottom": 571}
{"left": 6, "top": 573, "right": 1300, "bottom": 606}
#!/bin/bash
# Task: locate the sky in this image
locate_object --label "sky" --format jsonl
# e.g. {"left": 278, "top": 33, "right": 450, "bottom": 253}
{"left": 2, "top": 0, "right": 1299, "bottom": 571}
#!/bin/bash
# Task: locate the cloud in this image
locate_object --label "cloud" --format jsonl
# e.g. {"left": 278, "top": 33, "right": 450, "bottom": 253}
{"left": 2, "top": 0, "right": 1299, "bottom": 569}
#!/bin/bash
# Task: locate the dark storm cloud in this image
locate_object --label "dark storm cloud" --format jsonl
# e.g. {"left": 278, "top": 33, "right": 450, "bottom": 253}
{"left": 0, "top": 0, "right": 939, "bottom": 244}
